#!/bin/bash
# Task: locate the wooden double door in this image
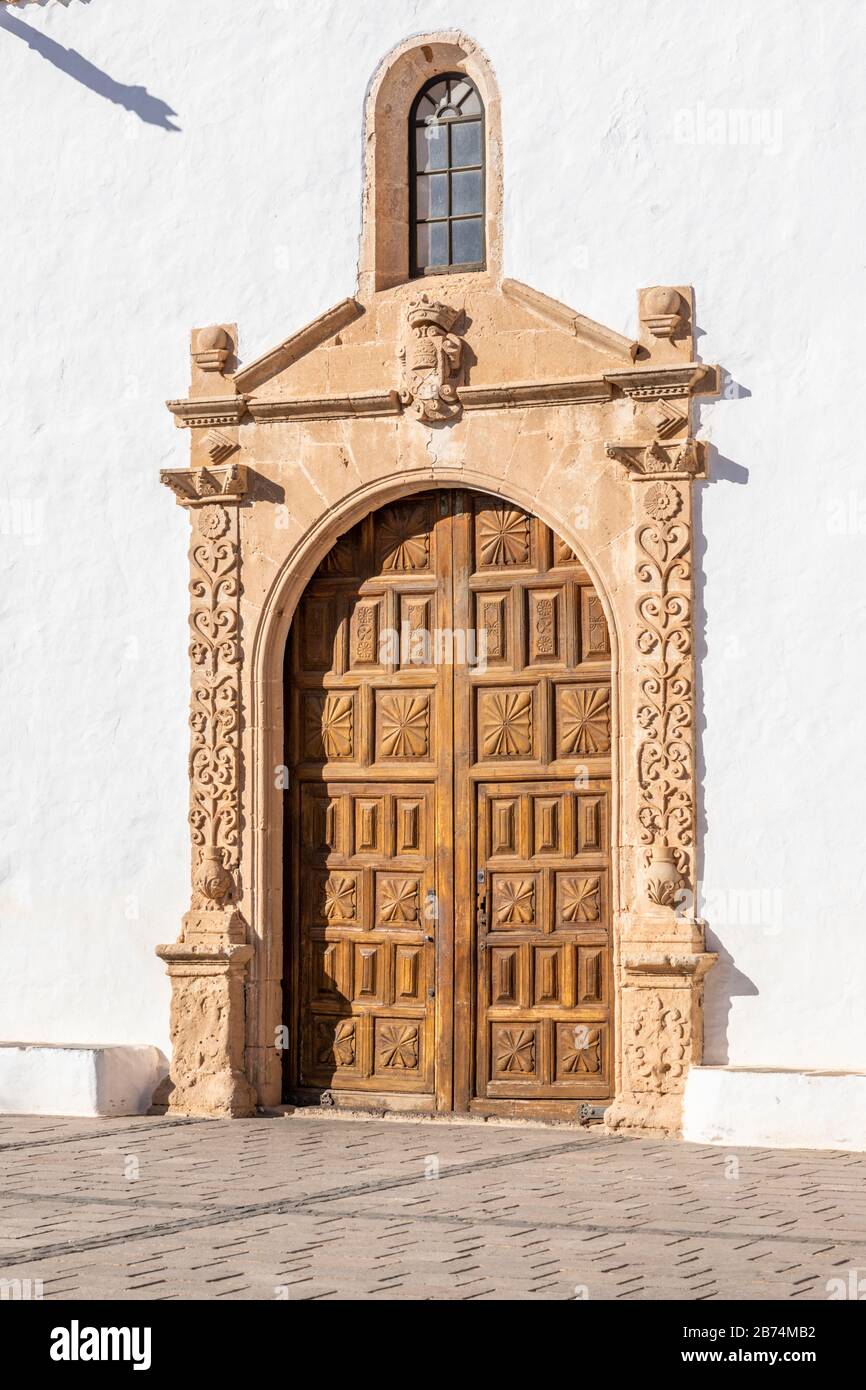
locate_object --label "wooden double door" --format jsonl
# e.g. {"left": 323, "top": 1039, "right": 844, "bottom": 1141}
{"left": 284, "top": 489, "right": 614, "bottom": 1116}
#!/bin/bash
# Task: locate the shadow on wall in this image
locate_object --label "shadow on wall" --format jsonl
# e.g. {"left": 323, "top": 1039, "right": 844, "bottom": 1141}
{"left": 692, "top": 363, "right": 756, "bottom": 1064}
{"left": 0, "top": 8, "right": 180, "bottom": 131}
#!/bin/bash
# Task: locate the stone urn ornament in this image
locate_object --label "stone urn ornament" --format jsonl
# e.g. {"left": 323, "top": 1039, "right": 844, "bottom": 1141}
{"left": 645, "top": 842, "right": 681, "bottom": 913}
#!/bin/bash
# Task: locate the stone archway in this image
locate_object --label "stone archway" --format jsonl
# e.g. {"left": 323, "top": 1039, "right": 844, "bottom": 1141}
{"left": 156, "top": 269, "right": 718, "bottom": 1137}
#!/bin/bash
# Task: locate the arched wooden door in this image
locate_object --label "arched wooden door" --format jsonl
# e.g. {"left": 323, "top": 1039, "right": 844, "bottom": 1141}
{"left": 284, "top": 489, "right": 614, "bottom": 1118}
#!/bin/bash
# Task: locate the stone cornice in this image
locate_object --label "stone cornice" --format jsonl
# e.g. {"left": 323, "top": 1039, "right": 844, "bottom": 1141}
{"left": 246, "top": 390, "right": 402, "bottom": 422}
{"left": 458, "top": 379, "right": 612, "bottom": 409}
{"left": 622, "top": 951, "right": 718, "bottom": 980}
{"left": 604, "top": 364, "right": 719, "bottom": 398}
{"left": 166, "top": 397, "right": 246, "bottom": 428}
{"left": 166, "top": 362, "right": 718, "bottom": 428}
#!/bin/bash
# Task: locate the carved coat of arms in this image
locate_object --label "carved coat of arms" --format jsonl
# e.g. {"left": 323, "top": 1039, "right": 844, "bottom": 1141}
{"left": 400, "top": 293, "right": 464, "bottom": 422}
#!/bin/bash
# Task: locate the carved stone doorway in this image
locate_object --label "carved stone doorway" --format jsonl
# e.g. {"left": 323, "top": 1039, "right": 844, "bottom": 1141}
{"left": 283, "top": 487, "right": 614, "bottom": 1118}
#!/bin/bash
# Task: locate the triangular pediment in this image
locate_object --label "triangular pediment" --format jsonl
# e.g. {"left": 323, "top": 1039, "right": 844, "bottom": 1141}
{"left": 168, "top": 278, "right": 715, "bottom": 430}
{"left": 232, "top": 278, "right": 639, "bottom": 405}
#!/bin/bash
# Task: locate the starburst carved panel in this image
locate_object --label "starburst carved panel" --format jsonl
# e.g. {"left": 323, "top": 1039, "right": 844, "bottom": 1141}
{"left": 377, "top": 692, "right": 431, "bottom": 759}
{"left": 557, "top": 685, "right": 611, "bottom": 757}
{"left": 479, "top": 688, "right": 534, "bottom": 758}
{"left": 476, "top": 504, "right": 531, "bottom": 567}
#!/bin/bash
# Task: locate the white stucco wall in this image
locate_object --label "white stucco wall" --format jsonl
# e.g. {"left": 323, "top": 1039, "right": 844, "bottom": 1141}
{"left": 1, "top": 0, "right": 863, "bottom": 1080}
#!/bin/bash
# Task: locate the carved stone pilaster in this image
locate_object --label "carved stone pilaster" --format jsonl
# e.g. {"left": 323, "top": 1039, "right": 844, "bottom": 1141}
{"left": 634, "top": 483, "right": 695, "bottom": 900}
{"left": 154, "top": 468, "right": 254, "bottom": 1117}
{"left": 605, "top": 440, "right": 717, "bottom": 1137}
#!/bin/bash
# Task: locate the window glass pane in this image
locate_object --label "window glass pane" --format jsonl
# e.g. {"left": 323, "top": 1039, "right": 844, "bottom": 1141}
{"left": 457, "top": 87, "right": 482, "bottom": 116}
{"left": 416, "top": 173, "right": 448, "bottom": 220}
{"left": 424, "top": 80, "right": 448, "bottom": 110}
{"left": 451, "top": 217, "right": 483, "bottom": 265}
{"left": 451, "top": 169, "right": 482, "bottom": 216}
{"left": 449, "top": 79, "right": 472, "bottom": 108}
{"left": 416, "top": 122, "right": 448, "bottom": 172}
{"left": 416, "top": 220, "right": 449, "bottom": 269}
{"left": 451, "top": 120, "right": 482, "bottom": 168}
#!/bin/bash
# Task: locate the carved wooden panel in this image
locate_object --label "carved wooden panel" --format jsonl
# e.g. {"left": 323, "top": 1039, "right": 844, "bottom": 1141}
{"left": 287, "top": 492, "right": 447, "bottom": 1102}
{"left": 457, "top": 492, "right": 613, "bottom": 1107}
{"left": 287, "top": 489, "right": 613, "bottom": 1113}
{"left": 475, "top": 782, "right": 612, "bottom": 1100}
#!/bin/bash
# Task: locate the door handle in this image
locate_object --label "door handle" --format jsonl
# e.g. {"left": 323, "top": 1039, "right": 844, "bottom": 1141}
{"left": 476, "top": 869, "right": 489, "bottom": 934}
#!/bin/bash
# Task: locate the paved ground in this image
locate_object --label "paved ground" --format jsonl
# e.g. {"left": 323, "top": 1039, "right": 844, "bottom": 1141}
{"left": 0, "top": 1111, "right": 864, "bottom": 1300}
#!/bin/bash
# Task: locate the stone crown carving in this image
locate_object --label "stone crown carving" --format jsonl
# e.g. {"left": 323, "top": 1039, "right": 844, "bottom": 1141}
{"left": 399, "top": 292, "right": 465, "bottom": 423}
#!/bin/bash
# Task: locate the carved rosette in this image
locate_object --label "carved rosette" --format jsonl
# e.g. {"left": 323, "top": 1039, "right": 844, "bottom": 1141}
{"left": 155, "top": 464, "right": 254, "bottom": 1118}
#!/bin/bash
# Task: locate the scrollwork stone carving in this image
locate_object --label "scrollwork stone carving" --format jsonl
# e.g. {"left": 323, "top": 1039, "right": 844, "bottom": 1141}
{"left": 187, "top": 502, "right": 242, "bottom": 905}
{"left": 634, "top": 495, "right": 694, "bottom": 902}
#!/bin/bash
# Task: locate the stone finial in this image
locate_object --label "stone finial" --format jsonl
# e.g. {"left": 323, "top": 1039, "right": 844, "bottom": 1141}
{"left": 192, "top": 325, "right": 231, "bottom": 372}
{"left": 189, "top": 323, "right": 237, "bottom": 398}
{"left": 640, "top": 287, "right": 687, "bottom": 340}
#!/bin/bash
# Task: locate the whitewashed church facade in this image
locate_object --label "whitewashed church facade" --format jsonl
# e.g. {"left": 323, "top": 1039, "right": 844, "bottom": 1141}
{"left": 1, "top": 0, "right": 864, "bottom": 1150}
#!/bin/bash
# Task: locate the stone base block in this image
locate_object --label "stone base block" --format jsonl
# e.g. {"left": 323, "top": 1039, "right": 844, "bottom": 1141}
{"left": 0, "top": 1043, "right": 167, "bottom": 1118}
{"left": 683, "top": 1066, "right": 866, "bottom": 1153}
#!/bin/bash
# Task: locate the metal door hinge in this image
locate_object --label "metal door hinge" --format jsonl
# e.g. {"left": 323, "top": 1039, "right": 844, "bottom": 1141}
{"left": 578, "top": 1102, "right": 607, "bottom": 1124}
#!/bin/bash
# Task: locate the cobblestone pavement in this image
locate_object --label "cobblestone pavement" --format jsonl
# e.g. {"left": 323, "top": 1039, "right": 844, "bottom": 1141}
{"left": 0, "top": 1111, "right": 864, "bottom": 1300}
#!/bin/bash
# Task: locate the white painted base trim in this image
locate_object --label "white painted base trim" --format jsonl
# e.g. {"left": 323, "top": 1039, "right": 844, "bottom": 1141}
{"left": 0, "top": 1043, "right": 167, "bottom": 1118}
{"left": 683, "top": 1065, "right": 866, "bottom": 1152}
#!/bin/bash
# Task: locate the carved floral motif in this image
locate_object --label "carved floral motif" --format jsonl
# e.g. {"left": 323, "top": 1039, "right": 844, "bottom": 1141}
{"left": 559, "top": 875, "right": 600, "bottom": 923}
{"left": 481, "top": 689, "right": 533, "bottom": 756}
{"left": 380, "top": 693, "right": 430, "bottom": 757}
{"left": 624, "top": 992, "right": 690, "bottom": 1093}
{"left": 559, "top": 1024, "right": 601, "bottom": 1074}
{"left": 187, "top": 503, "right": 241, "bottom": 903}
{"left": 306, "top": 694, "right": 354, "bottom": 760}
{"left": 644, "top": 481, "right": 682, "bottom": 522}
{"left": 323, "top": 874, "right": 356, "bottom": 922}
{"left": 379, "top": 1023, "right": 419, "bottom": 1070}
{"left": 534, "top": 597, "right": 555, "bottom": 655}
{"left": 478, "top": 506, "right": 530, "bottom": 566}
{"left": 379, "top": 504, "right": 430, "bottom": 571}
{"left": 496, "top": 1027, "right": 536, "bottom": 1074}
{"left": 316, "top": 1018, "right": 356, "bottom": 1068}
{"left": 635, "top": 499, "right": 694, "bottom": 889}
{"left": 379, "top": 877, "right": 420, "bottom": 923}
{"left": 495, "top": 879, "right": 535, "bottom": 925}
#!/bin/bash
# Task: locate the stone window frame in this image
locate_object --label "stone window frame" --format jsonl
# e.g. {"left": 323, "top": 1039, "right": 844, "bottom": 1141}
{"left": 359, "top": 31, "right": 503, "bottom": 294}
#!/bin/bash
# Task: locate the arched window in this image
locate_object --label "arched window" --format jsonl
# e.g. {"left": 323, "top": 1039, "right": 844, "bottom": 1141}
{"left": 410, "top": 73, "right": 485, "bottom": 277}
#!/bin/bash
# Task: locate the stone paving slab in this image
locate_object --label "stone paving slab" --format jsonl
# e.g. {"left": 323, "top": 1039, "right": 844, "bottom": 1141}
{"left": 0, "top": 1112, "right": 864, "bottom": 1300}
